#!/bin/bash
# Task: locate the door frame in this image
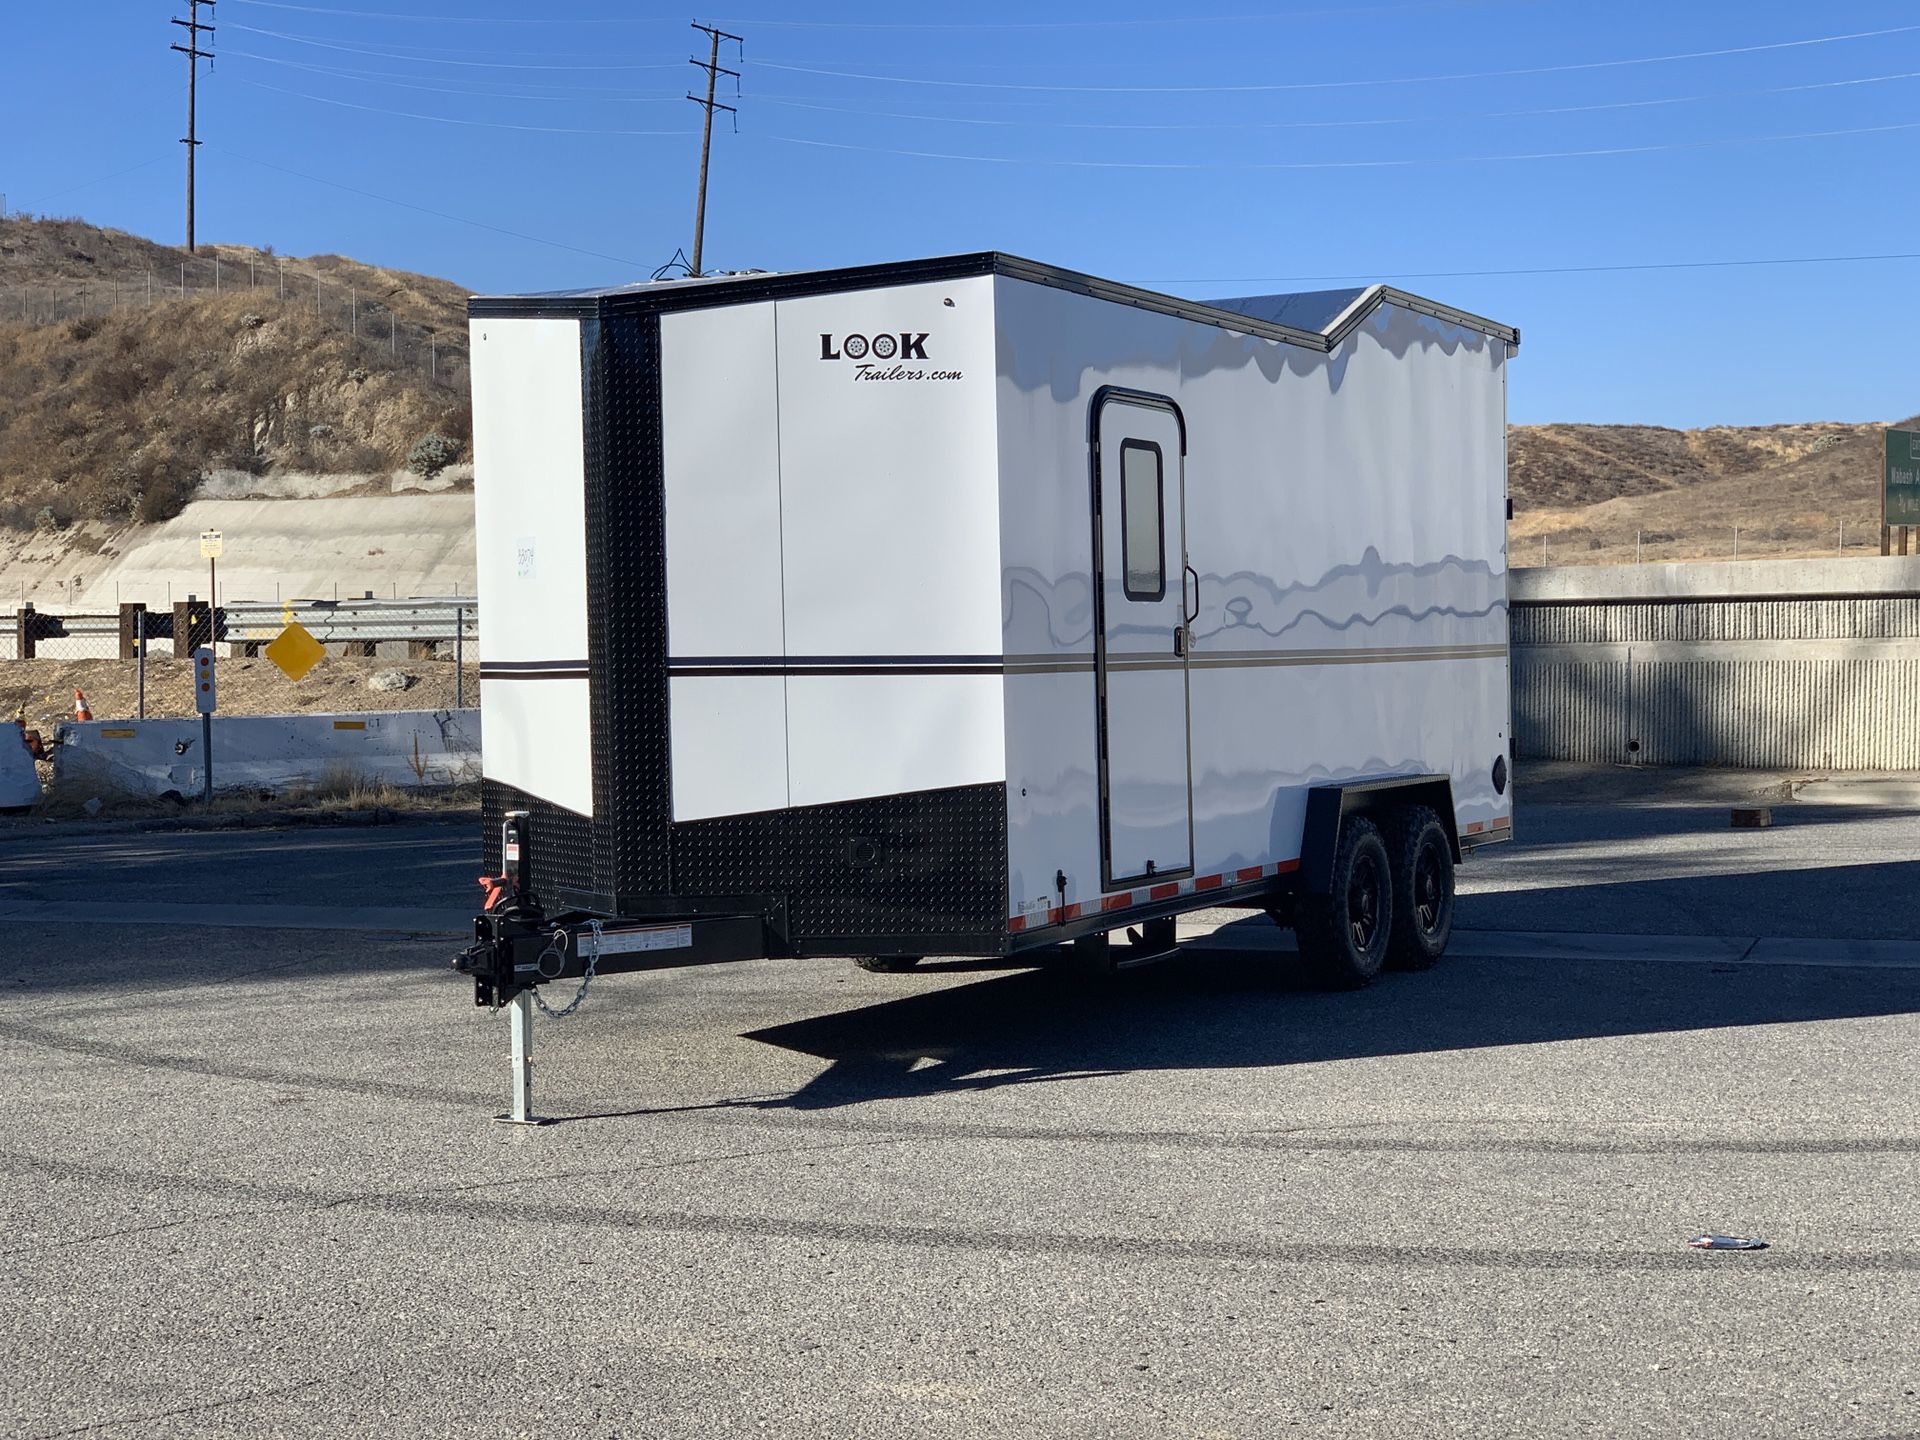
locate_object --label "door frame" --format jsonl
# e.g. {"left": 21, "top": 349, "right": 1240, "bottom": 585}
{"left": 1087, "top": 384, "right": 1195, "bottom": 892}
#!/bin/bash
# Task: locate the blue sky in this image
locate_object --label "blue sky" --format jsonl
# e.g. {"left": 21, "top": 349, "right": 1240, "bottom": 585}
{"left": 6, "top": 0, "right": 1920, "bottom": 426}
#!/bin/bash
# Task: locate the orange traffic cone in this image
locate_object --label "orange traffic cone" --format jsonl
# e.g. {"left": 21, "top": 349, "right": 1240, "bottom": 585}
{"left": 73, "top": 689, "right": 93, "bottom": 722}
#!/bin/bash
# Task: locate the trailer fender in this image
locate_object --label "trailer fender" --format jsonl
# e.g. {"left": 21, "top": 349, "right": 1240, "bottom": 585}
{"left": 1300, "top": 776, "right": 1460, "bottom": 895}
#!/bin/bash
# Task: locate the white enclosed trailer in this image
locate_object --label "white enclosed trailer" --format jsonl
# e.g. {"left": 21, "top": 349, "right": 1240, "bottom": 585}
{"left": 457, "top": 253, "right": 1516, "bottom": 1079}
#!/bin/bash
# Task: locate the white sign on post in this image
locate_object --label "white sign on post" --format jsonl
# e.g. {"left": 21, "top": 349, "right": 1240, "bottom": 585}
{"left": 200, "top": 529, "right": 224, "bottom": 559}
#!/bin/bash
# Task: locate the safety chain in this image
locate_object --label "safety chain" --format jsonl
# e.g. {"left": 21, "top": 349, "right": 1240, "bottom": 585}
{"left": 533, "top": 919, "right": 603, "bottom": 1020}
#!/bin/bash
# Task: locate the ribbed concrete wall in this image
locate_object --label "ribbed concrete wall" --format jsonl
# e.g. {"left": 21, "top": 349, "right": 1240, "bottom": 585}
{"left": 1512, "top": 560, "right": 1920, "bottom": 771}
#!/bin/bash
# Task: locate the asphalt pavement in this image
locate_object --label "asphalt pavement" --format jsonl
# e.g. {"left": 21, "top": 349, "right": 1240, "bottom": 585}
{"left": 1, "top": 779, "right": 1916, "bottom": 1438}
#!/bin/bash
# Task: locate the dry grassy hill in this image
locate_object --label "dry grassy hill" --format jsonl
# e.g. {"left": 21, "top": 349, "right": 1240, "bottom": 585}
{"left": 0, "top": 216, "right": 472, "bottom": 529}
{"left": 1508, "top": 419, "right": 1907, "bottom": 564}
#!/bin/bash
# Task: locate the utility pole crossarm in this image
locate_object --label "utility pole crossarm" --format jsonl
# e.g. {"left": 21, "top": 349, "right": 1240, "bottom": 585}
{"left": 687, "top": 21, "right": 744, "bottom": 278}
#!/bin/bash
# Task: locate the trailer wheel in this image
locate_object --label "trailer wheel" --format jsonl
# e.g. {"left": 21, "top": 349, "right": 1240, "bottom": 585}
{"left": 853, "top": 955, "right": 922, "bottom": 973}
{"left": 1294, "top": 816, "right": 1392, "bottom": 989}
{"left": 1387, "top": 806, "right": 1454, "bottom": 970}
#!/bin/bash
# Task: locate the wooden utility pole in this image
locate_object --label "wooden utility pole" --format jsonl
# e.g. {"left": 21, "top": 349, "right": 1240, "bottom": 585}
{"left": 171, "top": 0, "right": 217, "bottom": 254}
{"left": 687, "top": 22, "right": 741, "bottom": 277}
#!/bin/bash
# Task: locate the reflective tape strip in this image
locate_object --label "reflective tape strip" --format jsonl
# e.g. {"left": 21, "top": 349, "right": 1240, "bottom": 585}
{"left": 1010, "top": 858, "right": 1304, "bottom": 929}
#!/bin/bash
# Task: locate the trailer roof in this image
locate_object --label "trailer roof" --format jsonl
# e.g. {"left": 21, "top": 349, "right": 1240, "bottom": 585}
{"left": 472, "top": 253, "right": 1518, "bottom": 351}
{"left": 1201, "top": 288, "right": 1371, "bottom": 334}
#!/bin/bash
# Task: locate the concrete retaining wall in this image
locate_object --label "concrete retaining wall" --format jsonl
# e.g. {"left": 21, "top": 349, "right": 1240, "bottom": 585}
{"left": 1, "top": 493, "right": 476, "bottom": 610}
{"left": 52, "top": 708, "right": 480, "bottom": 798}
{"left": 1512, "top": 558, "right": 1920, "bottom": 770}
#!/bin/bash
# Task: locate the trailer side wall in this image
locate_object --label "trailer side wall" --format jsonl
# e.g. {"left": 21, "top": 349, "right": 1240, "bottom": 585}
{"left": 995, "top": 278, "right": 1511, "bottom": 923}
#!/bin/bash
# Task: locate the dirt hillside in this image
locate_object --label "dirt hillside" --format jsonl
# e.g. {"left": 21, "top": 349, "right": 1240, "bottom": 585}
{"left": 1509, "top": 418, "right": 1910, "bottom": 565}
{"left": 0, "top": 216, "right": 472, "bottom": 530}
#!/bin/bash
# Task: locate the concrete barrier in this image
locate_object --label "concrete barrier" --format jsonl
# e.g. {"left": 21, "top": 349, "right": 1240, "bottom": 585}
{"left": 51, "top": 709, "right": 481, "bottom": 798}
{"left": 1, "top": 727, "right": 37, "bottom": 809}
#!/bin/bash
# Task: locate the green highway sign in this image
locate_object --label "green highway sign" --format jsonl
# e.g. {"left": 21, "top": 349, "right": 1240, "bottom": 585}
{"left": 1888, "top": 428, "right": 1920, "bottom": 527}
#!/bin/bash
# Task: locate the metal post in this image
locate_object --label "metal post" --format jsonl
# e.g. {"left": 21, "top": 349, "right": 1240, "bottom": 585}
{"left": 454, "top": 603, "right": 465, "bottom": 708}
{"left": 1635, "top": 529, "right": 1642, "bottom": 564}
{"left": 179, "top": 262, "right": 185, "bottom": 298}
{"left": 136, "top": 609, "right": 147, "bottom": 719}
{"left": 500, "top": 990, "right": 544, "bottom": 1125}
{"left": 202, "top": 708, "right": 213, "bottom": 802}
{"left": 1733, "top": 525, "right": 1739, "bottom": 560}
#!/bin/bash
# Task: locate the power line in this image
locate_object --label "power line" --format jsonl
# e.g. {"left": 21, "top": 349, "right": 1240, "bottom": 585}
{"left": 222, "top": 0, "right": 1514, "bottom": 25}
{"left": 210, "top": 145, "right": 649, "bottom": 269}
{"left": 228, "top": 76, "right": 692, "bottom": 134}
{"left": 223, "top": 0, "right": 661, "bottom": 20}
{"left": 1168, "top": 250, "right": 1920, "bottom": 286}
{"left": 754, "top": 22, "right": 1920, "bottom": 94}
{"left": 24, "top": 155, "right": 175, "bottom": 208}
{"left": 688, "top": 22, "right": 743, "bottom": 277}
{"left": 225, "top": 22, "right": 681, "bottom": 68}
{"left": 713, "top": 0, "right": 1519, "bottom": 28}
{"left": 764, "top": 118, "right": 1920, "bottom": 172}
{"left": 756, "top": 68, "right": 1920, "bottom": 133}
{"left": 223, "top": 49, "right": 681, "bottom": 99}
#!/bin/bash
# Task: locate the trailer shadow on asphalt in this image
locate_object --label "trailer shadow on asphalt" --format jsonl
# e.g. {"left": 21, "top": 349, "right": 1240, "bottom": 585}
{"left": 744, "top": 894, "right": 1920, "bottom": 1114}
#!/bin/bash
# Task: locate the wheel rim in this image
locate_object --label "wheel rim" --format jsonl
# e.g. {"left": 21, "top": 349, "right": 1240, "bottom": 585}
{"left": 1414, "top": 840, "right": 1445, "bottom": 934}
{"left": 1349, "top": 854, "right": 1382, "bottom": 951}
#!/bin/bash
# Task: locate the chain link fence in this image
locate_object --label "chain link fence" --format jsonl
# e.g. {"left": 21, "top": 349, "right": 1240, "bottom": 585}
{"left": 1512, "top": 516, "right": 1893, "bottom": 568}
{"left": 2, "top": 253, "right": 466, "bottom": 389}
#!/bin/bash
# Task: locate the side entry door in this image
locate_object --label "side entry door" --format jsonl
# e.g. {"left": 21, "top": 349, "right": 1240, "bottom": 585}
{"left": 1091, "top": 389, "right": 1194, "bottom": 889}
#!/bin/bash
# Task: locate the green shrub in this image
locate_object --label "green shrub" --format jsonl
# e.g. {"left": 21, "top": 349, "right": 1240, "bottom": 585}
{"left": 406, "top": 431, "right": 461, "bottom": 479}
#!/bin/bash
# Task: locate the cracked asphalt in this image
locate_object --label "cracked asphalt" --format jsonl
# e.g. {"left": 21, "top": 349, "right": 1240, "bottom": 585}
{"left": 1, "top": 783, "right": 1917, "bottom": 1438}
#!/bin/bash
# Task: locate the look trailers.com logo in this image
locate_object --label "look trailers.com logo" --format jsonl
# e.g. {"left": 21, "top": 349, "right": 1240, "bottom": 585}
{"left": 819, "top": 331, "right": 930, "bottom": 361}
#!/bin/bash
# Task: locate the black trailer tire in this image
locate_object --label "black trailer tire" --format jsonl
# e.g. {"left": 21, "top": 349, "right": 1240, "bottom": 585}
{"left": 1294, "top": 816, "right": 1393, "bottom": 989}
{"left": 853, "top": 955, "right": 922, "bottom": 973}
{"left": 1387, "top": 806, "right": 1455, "bottom": 970}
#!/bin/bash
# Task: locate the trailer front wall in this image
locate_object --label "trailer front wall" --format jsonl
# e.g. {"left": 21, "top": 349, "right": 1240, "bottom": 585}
{"left": 470, "top": 315, "right": 596, "bottom": 819}
{"left": 995, "top": 278, "right": 1511, "bottom": 922}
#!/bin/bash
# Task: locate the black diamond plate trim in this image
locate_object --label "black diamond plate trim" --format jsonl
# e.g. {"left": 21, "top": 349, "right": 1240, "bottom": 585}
{"left": 671, "top": 783, "right": 1009, "bottom": 953}
{"left": 596, "top": 311, "right": 672, "bottom": 894}
{"left": 481, "top": 778, "right": 596, "bottom": 912}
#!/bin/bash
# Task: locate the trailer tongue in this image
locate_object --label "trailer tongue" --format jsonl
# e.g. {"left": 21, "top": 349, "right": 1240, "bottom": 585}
{"left": 456, "top": 251, "right": 1517, "bottom": 1122}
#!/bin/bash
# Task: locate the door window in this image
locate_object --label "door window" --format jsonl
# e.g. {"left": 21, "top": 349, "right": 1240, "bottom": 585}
{"left": 1119, "top": 440, "right": 1165, "bottom": 601}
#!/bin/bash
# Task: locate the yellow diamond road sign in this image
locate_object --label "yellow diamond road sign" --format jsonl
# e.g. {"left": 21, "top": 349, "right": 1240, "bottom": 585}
{"left": 265, "top": 621, "right": 325, "bottom": 681}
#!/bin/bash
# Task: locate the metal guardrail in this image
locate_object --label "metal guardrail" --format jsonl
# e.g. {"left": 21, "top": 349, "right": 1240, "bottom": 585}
{"left": 5, "top": 597, "right": 480, "bottom": 662}
{"left": 220, "top": 598, "right": 479, "bottom": 646}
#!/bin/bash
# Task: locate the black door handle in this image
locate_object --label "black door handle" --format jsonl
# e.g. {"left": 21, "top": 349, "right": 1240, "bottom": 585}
{"left": 1184, "top": 564, "right": 1200, "bottom": 624}
{"left": 1173, "top": 625, "right": 1186, "bottom": 658}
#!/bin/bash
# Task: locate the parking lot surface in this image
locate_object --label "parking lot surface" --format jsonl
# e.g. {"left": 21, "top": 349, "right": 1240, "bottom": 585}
{"left": 1, "top": 788, "right": 1916, "bottom": 1438}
